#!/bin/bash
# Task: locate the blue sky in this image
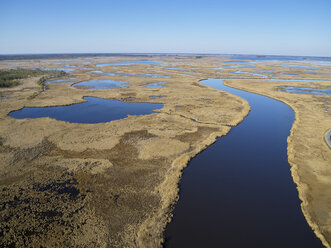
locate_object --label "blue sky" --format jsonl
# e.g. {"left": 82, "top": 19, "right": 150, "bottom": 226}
{"left": 0, "top": 0, "right": 330, "bottom": 56}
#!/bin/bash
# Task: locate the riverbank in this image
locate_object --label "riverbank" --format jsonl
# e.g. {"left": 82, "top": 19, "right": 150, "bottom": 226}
{"left": 325, "top": 129, "right": 331, "bottom": 149}
{"left": 223, "top": 79, "right": 331, "bottom": 248}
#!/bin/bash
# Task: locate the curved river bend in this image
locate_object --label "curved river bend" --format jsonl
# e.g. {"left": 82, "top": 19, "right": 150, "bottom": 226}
{"left": 164, "top": 78, "right": 323, "bottom": 247}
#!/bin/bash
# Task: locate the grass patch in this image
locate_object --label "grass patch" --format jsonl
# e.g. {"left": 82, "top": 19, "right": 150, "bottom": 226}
{"left": 0, "top": 68, "right": 66, "bottom": 88}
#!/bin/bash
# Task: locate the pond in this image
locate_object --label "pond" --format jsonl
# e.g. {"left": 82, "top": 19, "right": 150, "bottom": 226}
{"left": 279, "top": 64, "right": 317, "bottom": 69}
{"left": 228, "top": 70, "right": 267, "bottom": 78}
{"left": 139, "top": 73, "right": 170, "bottom": 78}
{"left": 279, "top": 86, "right": 331, "bottom": 95}
{"left": 143, "top": 82, "right": 167, "bottom": 88}
{"left": 165, "top": 68, "right": 191, "bottom": 72}
{"left": 89, "top": 70, "right": 103, "bottom": 73}
{"left": 9, "top": 97, "right": 163, "bottom": 123}
{"left": 73, "top": 79, "right": 129, "bottom": 89}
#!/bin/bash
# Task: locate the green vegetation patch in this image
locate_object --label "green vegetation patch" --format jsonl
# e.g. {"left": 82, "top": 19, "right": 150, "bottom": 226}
{"left": 0, "top": 68, "right": 66, "bottom": 88}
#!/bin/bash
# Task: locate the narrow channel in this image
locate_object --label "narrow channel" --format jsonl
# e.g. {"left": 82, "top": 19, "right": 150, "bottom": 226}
{"left": 164, "top": 78, "right": 323, "bottom": 247}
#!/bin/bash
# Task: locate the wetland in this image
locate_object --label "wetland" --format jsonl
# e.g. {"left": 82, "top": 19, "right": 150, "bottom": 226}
{"left": 0, "top": 54, "right": 330, "bottom": 248}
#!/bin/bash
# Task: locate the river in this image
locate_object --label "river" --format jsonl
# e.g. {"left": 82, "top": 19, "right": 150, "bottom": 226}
{"left": 164, "top": 78, "right": 323, "bottom": 248}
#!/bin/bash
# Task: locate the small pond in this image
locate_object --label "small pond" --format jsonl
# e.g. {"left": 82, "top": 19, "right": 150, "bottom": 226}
{"left": 89, "top": 70, "right": 103, "bottom": 73}
{"left": 279, "top": 64, "right": 317, "bottom": 69}
{"left": 73, "top": 79, "right": 129, "bottom": 89}
{"left": 143, "top": 82, "right": 167, "bottom": 88}
{"left": 165, "top": 68, "right": 191, "bottom": 72}
{"left": 228, "top": 70, "right": 267, "bottom": 78}
{"left": 101, "top": 73, "right": 115, "bottom": 76}
{"left": 279, "top": 86, "right": 331, "bottom": 95}
{"left": 139, "top": 73, "right": 170, "bottom": 78}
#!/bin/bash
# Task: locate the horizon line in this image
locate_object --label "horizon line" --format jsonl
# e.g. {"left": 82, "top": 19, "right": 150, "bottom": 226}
{"left": 0, "top": 52, "right": 331, "bottom": 59}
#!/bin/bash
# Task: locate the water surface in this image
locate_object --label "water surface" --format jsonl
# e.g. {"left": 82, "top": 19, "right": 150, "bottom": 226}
{"left": 139, "top": 73, "right": 170, "bottom": 78}
{"left": 165, "top": 68, "right": 191, "bottom": 72}
{"left": 280, "top": 64, "right": 317, "bottom": 69}
{"left": 89, "top": 70, "right": 103, "bottom": 73}
{"left": 224, "top": 60, "right": 252, "bottom": 64}
{"left": 96, "top": 59, "right": 160, "bottom": 67}
{"left": 164, "top": 78, "right": 322, "bottom": 248}
{"left": 73, "top": 79, "right": 129, "bottom": 89}
{"left": 229, "top": 70, "right": 267, "bottom": 78}
{"left": 9, "top": 97, "right": 163, "bottom": 123}
{"left": 101, "top": 73, "right": 116, "bottom": 76}
{"left": 279, "top": 86, "right": 331, "bottom": 95}
{"left": 143, "top": 82, "right": 167, "bottom": 88}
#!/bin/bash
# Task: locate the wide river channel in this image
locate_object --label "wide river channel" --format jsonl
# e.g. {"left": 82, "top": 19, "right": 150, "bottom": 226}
{"left": 164, "top": 78, "right": 323, "bottom": 247}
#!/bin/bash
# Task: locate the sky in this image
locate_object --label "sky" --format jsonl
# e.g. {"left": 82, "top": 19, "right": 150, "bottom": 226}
{"left": 0, "top": 0, "right": 330, "bottom": 56}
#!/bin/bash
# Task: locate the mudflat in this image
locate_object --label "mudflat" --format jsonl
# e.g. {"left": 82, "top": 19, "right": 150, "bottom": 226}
{"left": 0, "top": 55, "right": 330, "bottom": 247}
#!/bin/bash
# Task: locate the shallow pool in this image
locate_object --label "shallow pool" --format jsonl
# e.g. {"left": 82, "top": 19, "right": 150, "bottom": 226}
{"left": 165, "top": 68, "right": 191, "bottom": 72}
{"left": 139, "top": 73, "right": 170, "bottom": 78}
{"left": 279, "top": 86, "right": 331, "bottom": 95}
{"left": 280, "top": 64, "right": 317, "bottom": 69}
{"left": 143, "top": 82, "right": 167, "bottom": 88}
{"left": 73, "top": 79, "right": 129, "bottom": 89}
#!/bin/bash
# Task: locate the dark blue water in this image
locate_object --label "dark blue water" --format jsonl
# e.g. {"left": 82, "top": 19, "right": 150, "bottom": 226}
{"left": 9, "top": 97, "right": 163, "bottom": 123}
{"left": 96, "top": 59, "right": 160, "bottom": 67}
{"left": 279, "top": 86, "right": 331, "bottom": 95}
{"left": 164, "top": 78, "right": 322, "bottom": 248}
{"left": 73, "top": 79, "right": 129, "bottom": 89}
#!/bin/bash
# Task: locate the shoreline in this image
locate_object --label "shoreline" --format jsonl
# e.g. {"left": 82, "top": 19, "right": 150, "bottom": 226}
{"left": 325, "top": 129, "right": 331, "bottom": 149}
